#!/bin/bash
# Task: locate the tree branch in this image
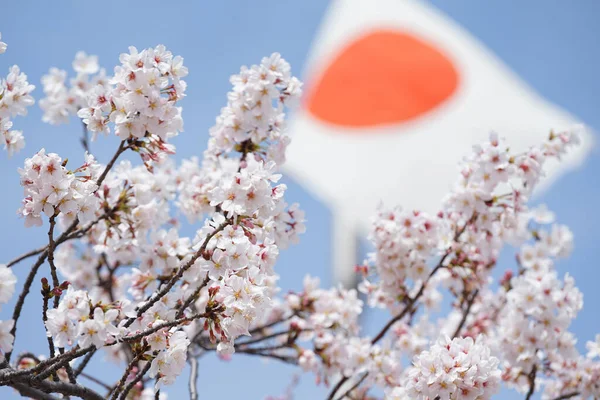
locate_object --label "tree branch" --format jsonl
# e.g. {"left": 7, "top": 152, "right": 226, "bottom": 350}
{"left": 525, "top": 364, "right": 537, "bottom": 400}
{"left": 334, "top": 372, "right": 368, "bottom": 400}
{"left": 124, "top": 219, "right": 231, "bottom": 328}
{"left": 552, "top": 392, "right": 580, "bottom": 400}
{"left": 118, "top": 359, "right": 152, "bottom": 400}
{"left": 451, "top": 289, "right": 479, "bottom": 339}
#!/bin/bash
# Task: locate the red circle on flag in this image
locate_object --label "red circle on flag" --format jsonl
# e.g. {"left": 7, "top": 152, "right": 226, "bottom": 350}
{"left": 305, "top": 30, "right": 460, "bottom": 128}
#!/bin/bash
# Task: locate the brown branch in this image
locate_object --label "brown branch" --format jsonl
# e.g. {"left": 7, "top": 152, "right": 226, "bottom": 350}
{"left": 20, "top": 379, "right": 103, "bottom": 400}
{"left": 525, "top": 364, "right": 537, "bottom": 400}
{"left": 234, "top": 349, "right": 297, "bottom": 365}
{"left": 334, "top": 372, "right": 369, "bottom": 400}
{"left": 248, "top": 313, "right": 296, "bottom": 336}
{"left": 96, "top": 140, "right": 128, "bottom": 187}
{"left": 47, "top": 216, "right": 60, "bottom": 308}
{"left": 110, "top": 350, "right": 145, "bottom": 400}
{"left": 41, "top": 280, "right": 56, "bottom": 362}
{"left": 79, "top": 372, "right": 112, "bottom": 392}
{"left": 9, "top": 382, "right": 61, "bottom": 400}
{"left": 235, "top": 329, "right": 300, "bottom": 348}
{"left": 119, "top": 312, "right": 209, "bottom": 344}
{"left": 5, "top": 251, "right": 49, "bottom": 363}
{"left": 176, "top": 273, "right": 210, "bottom": 319}
{"left": 552, "top": 392, "right": 580, "bottom": 400}
{"left": 74, "top": 349, "right": 96, "bottom": 377}
{"left": 6, "top": 245, "right": 47, "bottom": 268}
{"left": 118, "top": 358, "right": 153, "bottom": 400}
{"left": 451, "top": 289, "right": 479, "bottom": 339}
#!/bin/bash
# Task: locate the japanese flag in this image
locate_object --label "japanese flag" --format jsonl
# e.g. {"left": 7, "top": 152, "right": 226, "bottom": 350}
{"left": 283, "top": 0, "right": 593, "bottom": 287}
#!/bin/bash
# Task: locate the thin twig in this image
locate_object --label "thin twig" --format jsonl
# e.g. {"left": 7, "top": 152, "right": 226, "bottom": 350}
{"left": 525, "top": 364, "right": 537, "bottom": 400}
{"left": 235, "top": 329, "right": 298, "bottom": 347}
{"left": 41, "top": 281, "right": 57, "bottom": 362}
{"left": 5, "top": 251, "right": 49, "bottom": 363}
{"left": 118, "top": 359, "right": 153, "bottom": 400}
{"left": 111, "top": 350, "right": 145, "bottom": 400}
{"left": 6, "top": 245, "right": 47, "bottom": 268}
{"left": 79, "top": 372, "right": 112, "bottom": 391}
{"left": 176, "top": 273, "right": 210, "bottom": 319}
{"left": 47, "top": 216, "right": 60, "bottom": 308}
{"left": 119, "top": 312, "right": 209, "bottom": 344}
{"left": 334, "top": 372, "right": 369, "bottom": 400}
{"left": 552, "top": 392, "right": 580, "bottom": 400}
{"left": 451, "top": 289, "right": 479, "bottom": 339}
{"left": 74, "top": 349, "right": 96, "bottom": 377}
{"left": 96, "top": 140, "right": 128, "bottom": 187}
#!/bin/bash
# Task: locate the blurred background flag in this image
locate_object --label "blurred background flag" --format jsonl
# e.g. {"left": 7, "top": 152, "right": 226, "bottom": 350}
{"left": 283, "top": 0, "right": 593, "bottom": 288}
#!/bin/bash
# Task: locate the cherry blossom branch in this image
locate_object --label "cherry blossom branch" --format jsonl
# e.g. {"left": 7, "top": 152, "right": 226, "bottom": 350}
{"left": 248, "top": 313, "right": 297, "bottom": 336}
{"left": 5, "top": 251, "right": 50, "bottom": 363}
{"left": 47, "top": 215, "right": 60, "bottom": 308}
{"left": 96, "top": 139, "right": 128, "bottom": 187}
{"left": 451, "top": 289, "right": 479, "bottom": 339}
{"left": 40, "top": 279, "right": 57, "bottom": 377}
{"left": 325, "top": 258, "right": 447, "bottom": 400}
{"left": 333, "top": 372, "right": 368, "bottom": 400}
{"left": 5, "top": 139, "right": 132, "bottom": 364}
{"left": 234, "top": 349, "right": 298, "bottom": 365}
{"left": 176, "top": 273, "right": 210, "bottom": 319}
{"left": 5, "top": 245, "right": 46, "bottom": 268}
{"left": 328, "top": 220, "right": 471, "bottom": 400}
{"left": 124, "top": 219, "right": 231, "bottom": 328}
{"left": 79, "top": 372, "right": 112, "bottom": 392}
{"left": 552, "top": 392, "right": 580, "bottom": 400}
{"left": 525, "top": 364, "right": 537, "bottom": 400}
{"left": 235, "top": 329, "right": 302, "bottom": 347}
{"left": 118, "top": 357, "right": 153, "bottom": 400}
{"left": 73, "top": 349, "right": 96, "bottom": 377}
{"left": 110, "top": 349, "right": 146, "bottom": 400}
{"left": 120, "top": 312, "right": 209, "bottom": 344}
{"left": 46, "top": 216, "right": 79, "bottom": 384}
{"left": 370, "top": 258, "right": 447, "bottom": 346}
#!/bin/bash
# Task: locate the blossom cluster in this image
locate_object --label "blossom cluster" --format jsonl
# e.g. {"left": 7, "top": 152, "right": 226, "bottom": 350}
{"left": 208, "top": 53, "right": 302, "bottom": 164}
{"left": 17, "top": 149, "right": 102, "bottom": 227}
{"left": 405, "top": 336, "right": 501, "bottom": 399}
{"left": 45, "top": 287, "right": 124, "bottom": 348}
{"left": 0, "top": 33, "right": 35, "bottom": 155}
{"left": 40, "top": 51, "right": 109, "bottom": 126}
{"left": 78, "top": 45, "right": 187, "bottom": 169}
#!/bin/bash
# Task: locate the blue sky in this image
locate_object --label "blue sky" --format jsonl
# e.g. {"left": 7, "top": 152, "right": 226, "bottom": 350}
{"left": 0, "top": 1, "right": 599, "bottom": 399}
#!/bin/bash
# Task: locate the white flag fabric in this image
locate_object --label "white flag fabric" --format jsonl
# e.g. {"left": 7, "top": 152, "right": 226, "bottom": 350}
{"left": 283, "top": 0, "right": 593, "bottom": 287}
